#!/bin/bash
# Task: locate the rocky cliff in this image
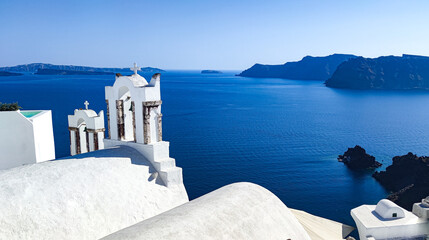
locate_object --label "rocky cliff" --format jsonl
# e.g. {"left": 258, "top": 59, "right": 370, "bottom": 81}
{"left": 373, "top": 152, "right": 429, "bottom": 210}
{"left": 238, "top": 54, "right": 357, "bottom": 80}
{"left": 326, "top": 54, "right": 429, "bottom": 90}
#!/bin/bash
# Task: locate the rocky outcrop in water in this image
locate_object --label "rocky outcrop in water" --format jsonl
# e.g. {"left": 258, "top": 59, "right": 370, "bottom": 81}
{"left": 238, "top": 54, "right": 357, "bottom": 80}
{"left": 373, "top": 152, "right": 429, "bottom": 210}
{"left": 325, "top": 54, "right": 429, "bottom": 90}
{"left": 338, "top": 145, "right": 382, "bottom": 169}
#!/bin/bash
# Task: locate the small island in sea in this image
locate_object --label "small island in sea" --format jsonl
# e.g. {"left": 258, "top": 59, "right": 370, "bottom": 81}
{"left": 326, "top": 54, "right": 429, "bottom": 90}
{"left": 201, "top": 70, "right": 222, "bottom": 74}
{"left": 35, "top": 69, "right": 114, "bottom": 75}
{"left": 0, "top": 71, "right": 23, "bottom": 77}
{"left": 338, "top": 145, "right": 382, "bottom": 169}
{"left": 373, "top": 152, "right": 429, "bottom": 210}
{"left": 237, "top": 54, "right": 357, "bottom": 80}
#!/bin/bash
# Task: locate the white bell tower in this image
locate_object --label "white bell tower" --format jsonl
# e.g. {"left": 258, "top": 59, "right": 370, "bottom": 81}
{"left": 104, "top": 64, "right": 162, "bottom": 144}
{"left": 104, "top": 64, "right": 182, "bottom": 187}
{"left": 68, "top": 101, "right": 105, "bottom": 156}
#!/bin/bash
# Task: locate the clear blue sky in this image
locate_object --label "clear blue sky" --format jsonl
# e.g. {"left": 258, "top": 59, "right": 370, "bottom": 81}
{"left": 1, "top": 0, "right": 429, "bottom": 70}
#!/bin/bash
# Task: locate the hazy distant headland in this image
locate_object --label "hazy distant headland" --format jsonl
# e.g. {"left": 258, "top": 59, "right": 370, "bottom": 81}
{"left": 237, "top": 54, "right": 357, "bottom": 80}
{"left": 239, "top": 53, "right": 429, "bottom": 91}
{"left": 35, "top": 69, "right": 114, "bottom": 75}
{"left": 0, "top": 63, "right": 165, "bottom": 75}
{"left": 0, "top": 71, "right": 23, "bottom": 77}
{"left": 326, "top": 54, "right": 429, "bottom": 90}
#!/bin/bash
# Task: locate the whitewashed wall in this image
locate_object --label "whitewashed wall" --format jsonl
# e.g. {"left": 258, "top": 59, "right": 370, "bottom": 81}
{"left": 31, "top": 111, "right": 56, "bottom": 162}
{"left": 0, "top": 110, "right": 55, "bottom": 170}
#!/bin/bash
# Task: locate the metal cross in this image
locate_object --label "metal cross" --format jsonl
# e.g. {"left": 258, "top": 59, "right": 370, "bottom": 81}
{"left": 130, "top": 62, "right": 141, "bottom": 75}
{"left": 84, "top": 101, "right": 89, "bottom": 110}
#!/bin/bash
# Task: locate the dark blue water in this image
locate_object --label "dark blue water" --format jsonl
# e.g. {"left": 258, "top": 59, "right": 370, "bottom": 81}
{"left": 2, "top": 71, "right": 429, "bottom": 229}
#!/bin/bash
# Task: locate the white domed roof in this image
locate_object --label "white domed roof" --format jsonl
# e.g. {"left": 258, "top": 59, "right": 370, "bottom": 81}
{"left": 124, "top": 74, "right": 148, "bottom": 87}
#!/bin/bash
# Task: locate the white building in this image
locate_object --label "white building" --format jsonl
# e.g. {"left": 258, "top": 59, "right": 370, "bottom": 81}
{"left": 68, "top": 101, "right": 105, "bottom": 156}
{"left": 104, "top": 64, "right": 182, "bottom": 187}
{"left": 351, "top": 198, "right": 429, "bottom": 240}
{"left": 0, "top": 110, "right": 55, "bottom": 170}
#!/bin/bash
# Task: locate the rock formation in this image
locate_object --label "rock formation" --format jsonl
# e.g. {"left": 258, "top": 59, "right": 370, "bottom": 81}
{"left": 373, "top": 152, "right": 429, "bottom": 210}
{"left": 338, "top": 145, "right": 382, "bottom": 169}
{"left": 238, "top": 54, "right": 357, "bottom": 80}
{"left": 326, "top": 54, "right": 429, "bottom": 90}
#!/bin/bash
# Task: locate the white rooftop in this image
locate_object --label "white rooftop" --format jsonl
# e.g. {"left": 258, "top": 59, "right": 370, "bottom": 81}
{"left": 351, "top": 199, "right": 429, "bottom": 240}
{"left": 120, "top": 73, "right": 149, "bottom": 87}
{"left": 353, "top": 204, "right": 420, "bottom": 228}
{"left": 0, "top": 146, "right": 188, "bottom": 240}
{"left": 102, "top": 182, "right": 313, "bottom": 240}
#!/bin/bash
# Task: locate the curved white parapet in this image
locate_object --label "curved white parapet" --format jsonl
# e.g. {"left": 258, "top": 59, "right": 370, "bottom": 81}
{"left": 0, "top": 146, "right": 188, "bottom": 240}
{"left": 102, "top": 182, "right": 312, "bottom": 240}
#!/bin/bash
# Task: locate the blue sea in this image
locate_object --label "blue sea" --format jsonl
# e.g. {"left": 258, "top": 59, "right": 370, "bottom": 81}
{"left": 2, "top": 71, "right": 429, "bottom": 230}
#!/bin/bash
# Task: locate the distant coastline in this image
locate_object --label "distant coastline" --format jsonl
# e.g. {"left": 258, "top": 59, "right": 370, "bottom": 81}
{"left": 35, "top": 69, "right": 114, "bottom": 75}
{"left": 0, "top": 71, "right": 23, "bottom": 77}
{"left": 0, "top": 63, "right": 165, "bottom": 74}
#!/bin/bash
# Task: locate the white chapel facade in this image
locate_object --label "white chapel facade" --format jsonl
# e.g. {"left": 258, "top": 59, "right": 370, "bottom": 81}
{"left": 104, "top": 63, "right": 163, "bottom": 144}
{"left": 103, "top": 64, "right": 182, "bottom": 187}
{"left": 68, "top": 102, "right": 105, "bottom": 156}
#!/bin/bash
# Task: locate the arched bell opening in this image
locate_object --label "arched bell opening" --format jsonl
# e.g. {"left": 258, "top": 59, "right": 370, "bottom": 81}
{"left": 76, "top": 118, "right": 89, "bottom": 154}
{"left": 117, "top": 86, "right": 135, "bottom": 141}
